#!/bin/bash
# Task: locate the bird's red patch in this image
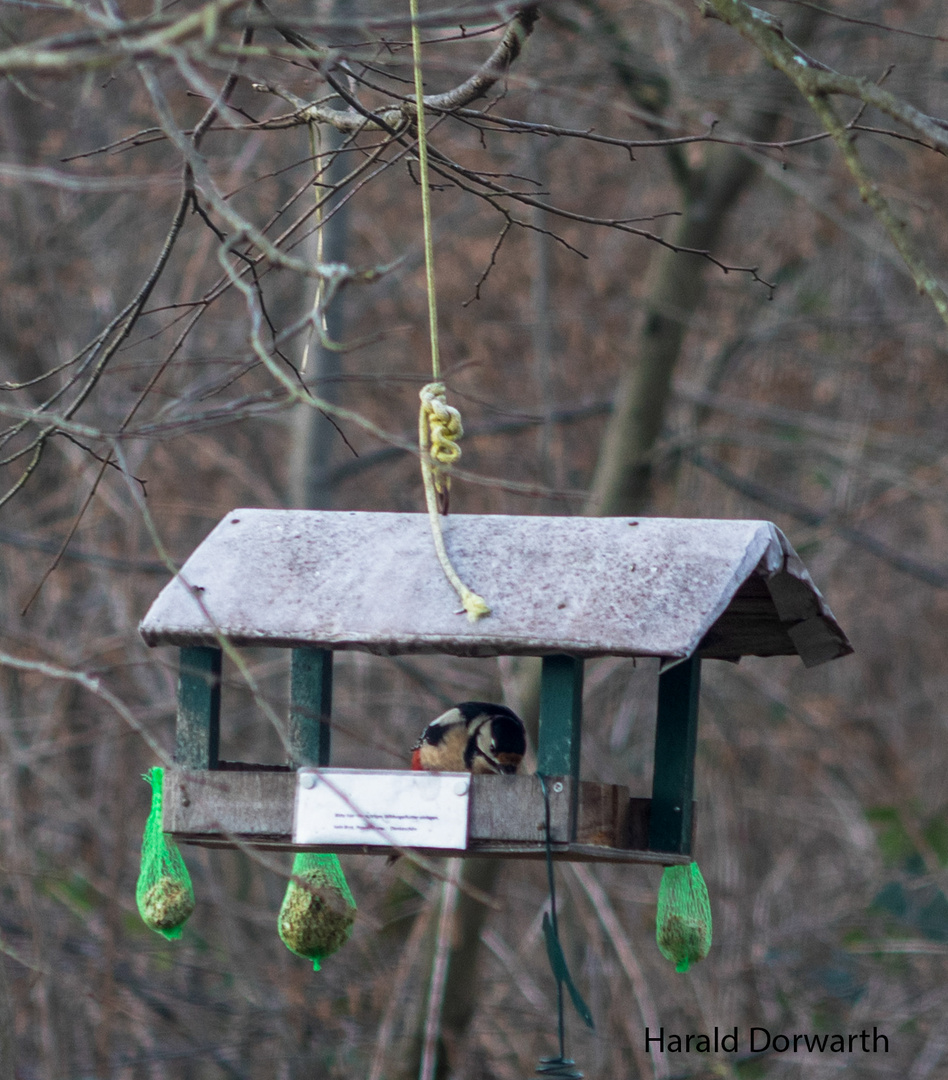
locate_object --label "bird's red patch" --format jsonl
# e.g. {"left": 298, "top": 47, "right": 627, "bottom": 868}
{"left": 411, "top": 747, "right": 423, "bottom": 770}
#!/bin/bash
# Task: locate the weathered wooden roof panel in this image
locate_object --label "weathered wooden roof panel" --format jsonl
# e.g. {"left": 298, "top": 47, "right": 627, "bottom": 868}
{"left": 139, "top": 510, "right": 852, "bottom": 666}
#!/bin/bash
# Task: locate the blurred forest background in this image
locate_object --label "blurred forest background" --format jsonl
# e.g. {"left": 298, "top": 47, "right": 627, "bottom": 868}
{"left": 2, "top": 0, "right": 948, "bottom": 1077}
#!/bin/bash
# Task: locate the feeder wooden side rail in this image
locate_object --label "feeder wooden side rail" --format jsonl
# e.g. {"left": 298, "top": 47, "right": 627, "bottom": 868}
{"left": 161, "top": 769, "right": 694, "bottom": 866}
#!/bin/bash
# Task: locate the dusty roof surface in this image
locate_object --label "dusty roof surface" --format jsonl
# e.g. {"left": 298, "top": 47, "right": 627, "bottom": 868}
{"left": 139, "top": 511, "right": 852, "bottom": 666}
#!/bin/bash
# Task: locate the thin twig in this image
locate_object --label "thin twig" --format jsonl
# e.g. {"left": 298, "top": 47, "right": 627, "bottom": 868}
{"left": 419, "top": 860, "right": 461, "bottom": 1080}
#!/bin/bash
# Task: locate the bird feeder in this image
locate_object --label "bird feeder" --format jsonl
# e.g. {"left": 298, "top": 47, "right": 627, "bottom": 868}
{"left": 140, "top": 511, "right": 851, "bottom": 866}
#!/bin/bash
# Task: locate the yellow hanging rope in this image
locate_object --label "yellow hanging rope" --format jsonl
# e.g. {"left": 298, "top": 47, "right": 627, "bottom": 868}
{"left": 411, "top": 0, "right": 489, "bottom": 622}
{"left": 410, "top": 0, "right": 440, "bottom": 385}
{"left": 418, "top": 383, "right": 489, "bottom": 620}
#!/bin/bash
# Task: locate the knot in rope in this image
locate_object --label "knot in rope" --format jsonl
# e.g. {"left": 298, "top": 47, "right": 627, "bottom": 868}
{"left": 420, "top": 382, "right": 463, "bottom": 469}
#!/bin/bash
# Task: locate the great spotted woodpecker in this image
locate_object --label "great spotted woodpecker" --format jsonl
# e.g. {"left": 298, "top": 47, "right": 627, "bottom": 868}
{"left": 411, "top": 701, "right": 526, "bottom": 775}
{"left": 385, "top": 703, "right": 526, "bottom": 865}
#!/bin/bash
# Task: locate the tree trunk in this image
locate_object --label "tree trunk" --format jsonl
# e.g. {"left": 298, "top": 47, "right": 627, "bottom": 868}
{"left": 587, "top": 13, "right": 818, "bottom": 516}
{"left": 288, "top": 123, "right": 349, "bottom": 511}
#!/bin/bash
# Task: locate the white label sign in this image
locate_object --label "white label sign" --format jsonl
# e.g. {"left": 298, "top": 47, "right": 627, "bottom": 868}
{"left": 294, "top": 769, "right": 471, "bottom": 850}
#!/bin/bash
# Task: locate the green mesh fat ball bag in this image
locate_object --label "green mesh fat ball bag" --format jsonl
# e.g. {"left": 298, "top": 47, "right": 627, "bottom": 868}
{"left": 656, "top": 861, "right": 712, "bottom": 973}
{"left": 278, "top": 853, "right": 356, "bottom": 971}
{"left": 136, "top": 767, "right": 195, "bottom": 939}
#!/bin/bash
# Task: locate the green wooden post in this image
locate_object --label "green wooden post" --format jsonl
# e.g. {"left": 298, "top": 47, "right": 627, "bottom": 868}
{"left": 649, "top": 655, "right": 701, "bottom": 855}
{"left": 175, "top": 646, "right": 221, "bottom": 769}
{"left": 537, "top": 654, "right": 584, "bottom": 838}
{"left": 289, "top": 648, "right": 333, "bottom": 767}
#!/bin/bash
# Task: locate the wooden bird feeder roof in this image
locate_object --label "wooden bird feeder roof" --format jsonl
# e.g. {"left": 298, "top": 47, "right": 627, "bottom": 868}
{"left": 140, "top": 510, "right": 851, "bottom": 667}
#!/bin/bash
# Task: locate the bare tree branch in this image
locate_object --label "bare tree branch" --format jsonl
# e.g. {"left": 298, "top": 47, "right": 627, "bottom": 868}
{"left": 697, "top": 0, "right": 948, "bottom": 325}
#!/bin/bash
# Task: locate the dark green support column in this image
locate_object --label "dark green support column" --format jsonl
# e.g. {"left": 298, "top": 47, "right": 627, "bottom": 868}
{"left": 175, "top": 646, "right": 221, "bottom": 769}
{"left": 537, "top": 654, "right": 584, "bottom": 838}
{"left": 289, "top": 648, "right": 333, "bottom": 767}
{"left": 649, "top": 655, "right": 701, "bottom": 855}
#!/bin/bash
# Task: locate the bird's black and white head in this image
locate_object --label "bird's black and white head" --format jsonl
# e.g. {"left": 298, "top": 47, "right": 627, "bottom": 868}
{"left": 457, "top": 701, "right": 526, "bottom": 774}
{"left": 414, "top": 701, "right": 526, "bottom": 775}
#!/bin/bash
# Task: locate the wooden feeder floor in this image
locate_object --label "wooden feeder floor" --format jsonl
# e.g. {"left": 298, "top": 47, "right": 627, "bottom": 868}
{"left": 162, "top": 768, "right": 694, "bottom": 866}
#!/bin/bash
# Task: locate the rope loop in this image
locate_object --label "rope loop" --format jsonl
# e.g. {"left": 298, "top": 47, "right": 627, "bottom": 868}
{"left": 420, "top": 382, "right": 459, "bottom": 515}
{"left": 420, "top": 381, "right": 463, "bottom": 481}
